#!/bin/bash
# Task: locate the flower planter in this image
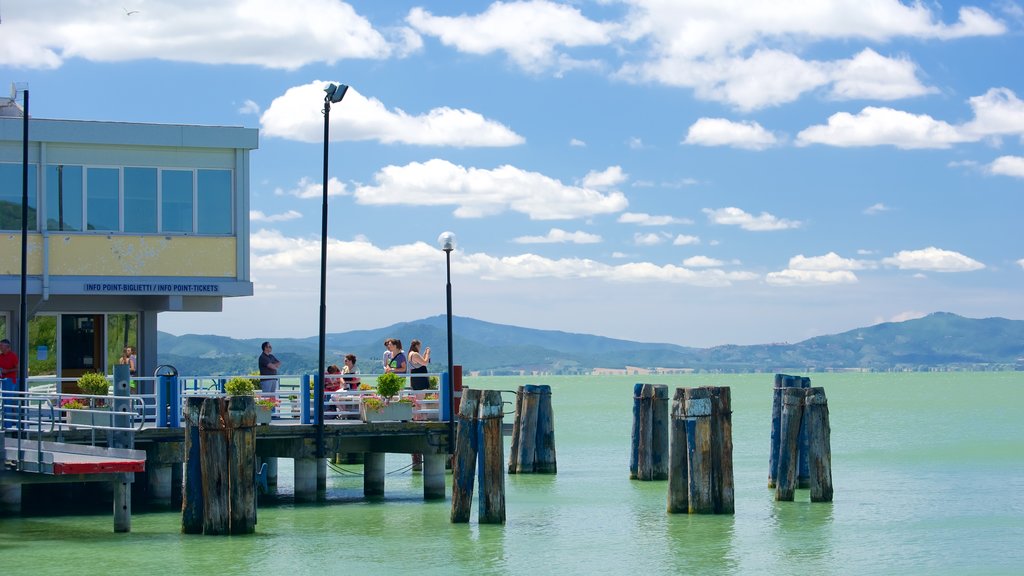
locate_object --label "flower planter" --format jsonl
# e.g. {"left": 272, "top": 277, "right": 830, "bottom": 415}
{"left": 256, "top": 406, "right": 273, "bottom": 425}
{"left": 68, "top": 407, "right": 112, "bottom": 427}
{"left": 360, "top": 402, "right": 413, "bottom": 423}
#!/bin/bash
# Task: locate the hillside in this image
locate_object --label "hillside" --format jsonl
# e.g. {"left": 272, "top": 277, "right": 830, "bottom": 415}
{"left": 156, "top": 312, "right": 1024, "bottom": 376}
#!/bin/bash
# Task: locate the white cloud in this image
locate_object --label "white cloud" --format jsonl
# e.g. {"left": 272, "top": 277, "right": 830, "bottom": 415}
{"left": 352, "top": 159, "right": 628, "bottom": 220}
{"left": 881, "top": 247, "right": 985, "bottom": 272}
{"left": 863, "top": 203, "right": 890, "bottom": 215}
{"left": 261, "top": 82, "right": 524, "bottom": 146}
{"left": 988, "top": 156, "right": 1024, "bottom": 178}
{"left": 570, "top": 138, "right": 586, "bottom": 147}
{"left": 618, "top": 212, "right": 692, "bottom": 226}
{"left": 275, "top": 176, "right": 347, "bottom": 199}
{"left": 634, "top": 232, "right": 668, "bottom": 246}
{"left": 875, "top": 311, "right": 928, "bottom": 324}
{"left": 513, "top": 228, "right": 602, "bottom": 244}
{"left": 765, "top": 269, "right": 859, "bottom": 286}
{"left": 250, "top": 209, "right": 302, "bottom": 223}
{"left": 961, "top": 88, "right": 1024, "bottom": 137}
{"left": 237, "top": 99, "right": 260, "bottom": 115}
{"left": 682, "top": 255, "right": 723, "bottom": 268}
{"left": 829, "top": 48, "right": 937, "bottom": 101}
{"left": 0, "top": 0, "right": 409, "bottom": 70}
{"left": 788, "top": 252, "right": 874, "bottom": 271}
{"left": 627, "top": 137, "right": 645, "bottom": 149}
{"left": 406, "top": 1, "right": 616, "bottom": 73}
{"left": 683, "top": 118, "right": 779, "bottom": 150}
{"left": 704, "top": 207, "right": 801, "bottom": 231}
{"left": 673, "top": 235, "right": 701, "bottom": 246}
{"left": 1017, "top": 258, "right": 1024, "bottom": 269}
{"left": 614, "top": 2, "right": 1001, "bottom": 110}
{"left": 796, "top": 107, "right": 971, "bottom": 149}
{"left": 581, "top": 166, "right": 628, "bottom": 189}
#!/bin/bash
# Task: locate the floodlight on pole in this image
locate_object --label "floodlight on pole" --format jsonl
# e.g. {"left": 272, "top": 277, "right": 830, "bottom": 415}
{"left": 316, "top": 82, "right": 349, "bottom": 459}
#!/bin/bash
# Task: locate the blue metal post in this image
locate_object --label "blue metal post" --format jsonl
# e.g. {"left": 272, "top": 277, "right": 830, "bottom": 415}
{"left": 440, "top": 371, "right": 451, "bottom": 422}
{"left": 301, "top": 374, "right": 312, "bottom": 424}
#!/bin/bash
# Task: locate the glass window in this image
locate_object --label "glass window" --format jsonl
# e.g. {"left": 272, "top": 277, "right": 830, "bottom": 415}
{"left": 161, "top": 169, "right": 194, "bottom": 233}
{"left": 46, "top": 165, "right": 84, "bottom": 231}
{"left": 124, "top": 167, "right": 157, "bottom": 233}
{"left": 86, "top": 167, "right": 119, "bottom": 231}
{"left": 197, "top": 169, "right": 232, "bottom": 234}
{"left": 0, "top": 162, "right": 39, "bottom": 231}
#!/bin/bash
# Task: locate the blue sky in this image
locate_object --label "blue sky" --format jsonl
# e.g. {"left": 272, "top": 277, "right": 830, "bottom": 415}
{"left": 2, "top": 0, "right": 1022, "bottom": 347}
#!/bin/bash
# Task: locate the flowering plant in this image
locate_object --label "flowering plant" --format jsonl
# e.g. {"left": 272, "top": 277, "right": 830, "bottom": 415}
{"left": 255, "top": 396, "right": 280, "bottom": 410}
{"left": 60, "top": 397, "right": 87, "bottom": 410}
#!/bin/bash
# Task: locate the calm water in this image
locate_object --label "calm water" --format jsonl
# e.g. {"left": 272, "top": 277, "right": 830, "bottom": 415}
{"left": 2, "top": 373, "right": 1022, "bottom": 575}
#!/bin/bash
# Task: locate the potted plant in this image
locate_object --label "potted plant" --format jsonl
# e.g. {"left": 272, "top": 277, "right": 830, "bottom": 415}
{"left": 254, "top": 396, "right": 279, "bottom": 425}
{"left": 224, "top": 376, "right": 257, "bottom": 397}
{"left": 360, "top": 373, "right": 413, "bottom": 422}
{"left": 69, "top": 373, "right": 112, "bottom": 427}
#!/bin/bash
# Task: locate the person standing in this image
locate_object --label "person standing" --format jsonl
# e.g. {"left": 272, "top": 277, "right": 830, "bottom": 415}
{"left": 385, "top": 339, "right": 407, "bottom": 374}
{"left": 0, "top": 338, "right": 18, "bottom": 385}
{"left": 258, "top": 341, "right": 281, "bottom": 393}
{"left": 408, "top": 339, "right": 431, "bottom": 391}
{"left": 118, "top": 346, "right": 137, "bottom": 377}
{"left": 381, "top": 338, "right": 393, "bottom": 371}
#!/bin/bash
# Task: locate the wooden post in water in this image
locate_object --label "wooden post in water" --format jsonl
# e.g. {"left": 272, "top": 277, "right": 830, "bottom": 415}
{"left": 775, "top": 387, "right": 805, "bottom": 502}
{"left": 796, "top": 376, "right": 812, "bottom": 489}
{"left": 182, "top": 396, "right": 205, "bottom": 534}
{"left": 227, "top": 396, "right": 256, "bottom": 533}
{"left": 667, "top": 388, "right": 689, "bottom": 513}
{"left": 629, "top": 383, "right": 642, "bottom": 479}
{"left": 477, "top": 389, "right": 506, "bottom": 524}
{"left": 710, "top": 386, "right": 735, "bottom": 514}
{"left": 804, "top": 387, "right": 834, "bottom": 502}
{"left": 533, "top": 385, "right": 557, "bottom": 473}
{"left": 508, "top": 385, "right": 557, "bottom": 474}
{"left": 684, "top": 387, "right": 714, "bottom": 513}
{"left": 451, "top": 388, "right": 481, "bottom": 523}
{"left": 196, "top": 396, "right": 257, "bottom": 535}
{"left": 633, "top": 384, "right": 668, "bottom": 481}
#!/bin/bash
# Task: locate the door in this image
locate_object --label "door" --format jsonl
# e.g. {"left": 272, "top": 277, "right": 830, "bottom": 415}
{"left": 60, "top": 314, "right": 104, "bottom": 392}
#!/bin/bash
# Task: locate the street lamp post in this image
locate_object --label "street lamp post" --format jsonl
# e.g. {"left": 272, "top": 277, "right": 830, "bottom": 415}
{"left": 438, "top": 231, "right": 456, "bottom": 453}
{"left": 317, "top": 82, "right": 349, "bottom": 460}
{"left": 15, "top": 84, "right": 29, "bottom": 392}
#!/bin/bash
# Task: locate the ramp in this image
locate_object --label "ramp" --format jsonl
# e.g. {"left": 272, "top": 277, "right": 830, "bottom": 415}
{"left": 3, "top": 437, "right": 145, "bottom": 475}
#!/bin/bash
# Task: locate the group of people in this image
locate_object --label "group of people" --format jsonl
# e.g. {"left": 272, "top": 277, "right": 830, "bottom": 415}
{"left": 256, "top": 337, "right": 433, "bottom": 394}
{"left": 382, "top": 337, "right": 432, "bottom": 390}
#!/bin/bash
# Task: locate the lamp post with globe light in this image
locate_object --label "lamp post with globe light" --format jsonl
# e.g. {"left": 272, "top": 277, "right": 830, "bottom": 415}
{"left": 438, "top": 231, "right": 456, "bottom": 452}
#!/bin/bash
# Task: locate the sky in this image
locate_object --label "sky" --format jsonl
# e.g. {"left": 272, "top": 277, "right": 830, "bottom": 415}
{"left": 2, "top": 0, "right": 1022, "bottom": 348}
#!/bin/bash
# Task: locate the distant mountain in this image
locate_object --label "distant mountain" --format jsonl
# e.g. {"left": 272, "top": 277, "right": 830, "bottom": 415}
{"left": 156, "top": 312, "right": 1024, "bottom": 376}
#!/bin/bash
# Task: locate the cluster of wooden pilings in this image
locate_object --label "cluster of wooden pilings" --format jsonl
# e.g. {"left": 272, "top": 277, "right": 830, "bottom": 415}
{"left": 182, "top": 396, "right": 257, "bottom": 535}
{"left": 769, "top": 374, "right": 833, "bottom": 502}
{"left": 451, "top": 388, "right": 505, "bottom": 524}
{"left": 508, "top": 385, "right": 557, "bottom": 474}
{"left": 630, "top": 384, "right": 734, "bottom": 514}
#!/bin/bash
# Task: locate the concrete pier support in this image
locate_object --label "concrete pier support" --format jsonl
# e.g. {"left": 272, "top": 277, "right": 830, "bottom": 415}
{"left": 265, "top": 457, "right": 278, "bottom": 487}
{"left": 423, "top": 453, "right": 447, "bottom": 500}
{"left": 0, "top": 485, "right": 21, "bottom": 514}
{"left": 294, "top": 457, "right": 317, "bottom": 502}
{"left": 113, "top": 475, "right": 131, "bottom": 533}
{"left": 148, "top": 464, "right": 173, "bottom": 507}
{"left": 364, "top": 452, "right": 385, "bottom": 496}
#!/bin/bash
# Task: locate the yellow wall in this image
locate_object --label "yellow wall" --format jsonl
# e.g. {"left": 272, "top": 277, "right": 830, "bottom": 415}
{"left": 0, "top": 234, "right": 236, "bottom": 277}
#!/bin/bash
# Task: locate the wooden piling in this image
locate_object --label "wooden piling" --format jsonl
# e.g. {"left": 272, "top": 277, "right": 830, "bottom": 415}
{"left": 634, "top": 384, "right": 668, "bottom": 481}
{"left": 477, "top": 389, "right": 505, "bottom": 524}
{"left": 804, "top": 387, "right": 834, "bottom": 502}
{"left": 683, "top": 387, "right": 714, "bottom": 513}
{"left": 775, "top": 387, "right": 805, "bottom": 502}
{"left": 194, "top": 396, "right": 257, "bottom": 535}
{"left": 508, "top": 385, "right": 557, "bottom": 474}
{"left": 667, "top": 388, "right": 689, "bottom": 513}
{"left": 451, "top": 388, "right": 481, "bottom": 523}
{"left": 533, "top": 385, "right": 557, "bottom": 474}
{"left": 182, "top": 396, "right": 204, "bottom": 534}
{"left": 629, "top": 383, "right": 643, "bottom": 479}
{"left": 710, "top": 386, "right": 734, "bottom": 514}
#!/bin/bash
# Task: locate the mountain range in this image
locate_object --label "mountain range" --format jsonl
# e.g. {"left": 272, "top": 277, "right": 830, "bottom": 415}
{"left": 156, "top": 311, "right": 1024, "bottom": 376}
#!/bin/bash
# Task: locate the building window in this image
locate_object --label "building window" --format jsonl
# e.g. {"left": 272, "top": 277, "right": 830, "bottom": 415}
{"left": 46, "top": 165, "right": 84, "bottom": 231}
{"left": 197, "top": 169, "right": 232, "bottom": 234}
{"left": 0, "top": 162, "right": 39, "bottom": 231}
{"left": 86, "top": 167, "right": 119, "bottom": 231}
{"left": 161, "top": 169, "right": 194, "bottom": 233}
{"left": 124, "top": 167, "right": 157, "bottom": 233}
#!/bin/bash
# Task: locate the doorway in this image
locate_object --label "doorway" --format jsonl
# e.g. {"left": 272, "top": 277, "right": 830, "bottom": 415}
{"left": 60, "top": 314, "right": 104, "bottom": 390}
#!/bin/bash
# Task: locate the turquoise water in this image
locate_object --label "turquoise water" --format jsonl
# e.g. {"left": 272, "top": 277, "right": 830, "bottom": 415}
{"left": 2, "top": 373, "right": 1022, "bottom": 575}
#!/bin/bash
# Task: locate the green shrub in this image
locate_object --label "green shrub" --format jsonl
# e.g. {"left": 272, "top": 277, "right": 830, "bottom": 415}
{"left": 375, "top": 372, "right": 403, "bottom": 401}
{"left": 225, "top": 376, "right": 256, "bottom": 396}
{"left": 77, "top": 372, "right": 110, "bottom": 396}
